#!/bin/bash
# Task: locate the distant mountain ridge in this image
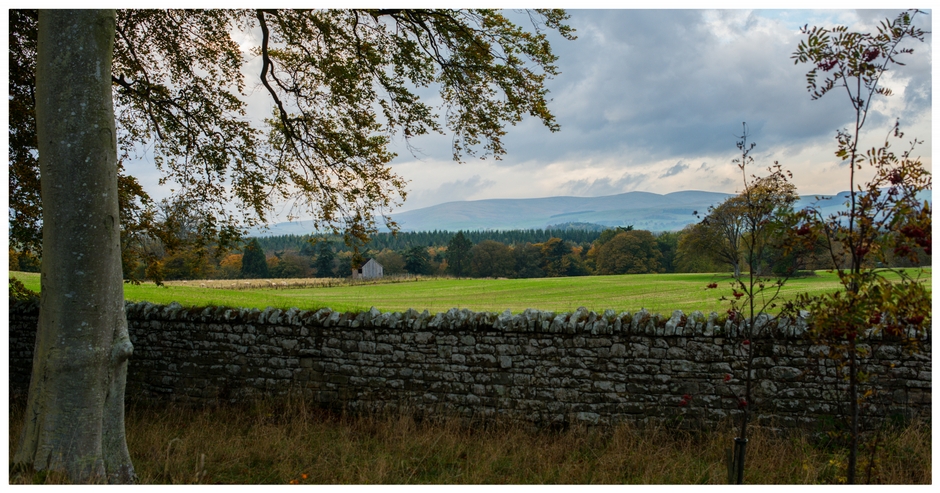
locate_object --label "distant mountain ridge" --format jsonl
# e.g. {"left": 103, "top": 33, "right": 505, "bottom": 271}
{"left": 387, "top": 190, "right": 732, "bottom": 232}
{"left": 251, "top": 189, "right": 931, "bottom": 236}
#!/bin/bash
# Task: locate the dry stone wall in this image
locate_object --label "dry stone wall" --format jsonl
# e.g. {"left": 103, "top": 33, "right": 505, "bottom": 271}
{"left": 8, "top": 300, "right": 931, "bottom": 429}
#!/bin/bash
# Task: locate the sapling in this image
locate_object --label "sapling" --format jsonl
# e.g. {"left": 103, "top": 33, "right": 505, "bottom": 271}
{"left": 790, "top": 10, "right": 931, "bottom": 483}
{"left": 704, "top": 124, "right": 807, "bottom": 483}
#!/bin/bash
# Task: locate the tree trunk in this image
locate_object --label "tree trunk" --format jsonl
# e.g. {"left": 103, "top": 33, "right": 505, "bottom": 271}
{"left": 847, "top": 343, "right": 859, "bottom": 484}
{"left": 14, "top": 10, "right": 135, "bottom": 484}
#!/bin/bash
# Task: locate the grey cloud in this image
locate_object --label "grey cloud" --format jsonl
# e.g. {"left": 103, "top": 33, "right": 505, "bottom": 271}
{"left": 561, "top": 178, "right": 613, "bottom": 196}
{"left": 898, "top": 29, "right": 932, "bottom": 123}
{"left": 853, "top": 9, "right": 916, "bottom": 24}
{"left": 560, "top": 171, "right": 651, "bottom": 196}
{"left": 403, "top": 174, "right": 496, "bottom": 210}
{"left": 429, "top": 175, "right": 496, "bottom": 199}
{"left": 493, "top": 9, "right": 929, "bottom": 167}
{"left": 385, "top": 9, "right": 930, "bottom": 208}
{"left": 660, "top": 162, "right": 689, "bottom": 178}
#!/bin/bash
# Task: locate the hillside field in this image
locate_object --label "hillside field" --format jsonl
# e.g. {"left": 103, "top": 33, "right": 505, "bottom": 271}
{"left": 10, "top": 268, "right": 931, "bottom": 316}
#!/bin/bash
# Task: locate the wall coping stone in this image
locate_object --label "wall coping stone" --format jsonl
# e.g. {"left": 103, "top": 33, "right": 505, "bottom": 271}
{"left": 109, "top": 301, "right": 929, "bottom": 342}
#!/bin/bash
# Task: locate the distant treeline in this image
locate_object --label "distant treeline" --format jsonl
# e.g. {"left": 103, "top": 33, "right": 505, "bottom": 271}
{"left": 253, "top": 226, "right": 606, "bottom": 254}
{"left": 240, "top": 226, "right": 676, "bottom": 280}
{"left": 10, "top": 208, "right": 926, "bottom": 282}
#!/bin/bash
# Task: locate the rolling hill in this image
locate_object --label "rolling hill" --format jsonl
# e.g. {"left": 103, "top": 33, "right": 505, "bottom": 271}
{"left": 251, "top": 189, "right": 931, "bottom": 235}
{"left": 387, "top": 190, "right": 732, "bottom": 232}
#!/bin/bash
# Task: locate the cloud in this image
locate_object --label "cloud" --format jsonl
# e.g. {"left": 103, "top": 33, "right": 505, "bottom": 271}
{"left": 125, "top": 9, "right": 929, "bottom": 223}
{"left": 559, "top": 171, "right": 652, "bottom": 196}
{"left": 400, "top": 174, "right": 497, "bottom": 211}
{"left": 495, "top": 10, "right": 928, "bottom": 162}
{"left": 659, "top": 162, "right": 690, "bottom": 178}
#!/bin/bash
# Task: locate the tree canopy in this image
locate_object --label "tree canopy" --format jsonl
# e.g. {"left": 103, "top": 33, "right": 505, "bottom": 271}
{"left": 9, "top": 8, "right": 576, "bottom": 260}
{"left": 593, "top": 230, "right": 664, "bottom": 275}
{"left": 240, "top": 238, "right": 269, "bottom": 278}
{"left": 403, "top": 245, "right": 431, "bottom": 275}
{"left": 445, "top": 231, "right": 473, "bottom": 277}
{"left": 11, "top": 9, "right": 576, "bottom": 483}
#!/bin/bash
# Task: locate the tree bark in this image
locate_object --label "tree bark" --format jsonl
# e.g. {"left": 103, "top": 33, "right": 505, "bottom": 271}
{"left": 14, "top": 10, "right": 135, "bottom": 484}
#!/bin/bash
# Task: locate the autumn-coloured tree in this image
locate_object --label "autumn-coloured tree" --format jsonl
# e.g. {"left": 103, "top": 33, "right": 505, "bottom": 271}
{"left": 13, "top": 9, "right": 575, "bottom": 482}
{"left": 470, "top": 240, "right": 516, "bottom": 278}
{"left": 696, "top": 198, "right": 746, "bottom": 278}
{"left": 674, "top": 224, "right": 726, "bottom": 273}
{"left": 593, "top": 230, "right": 664, "bottom": 275}
{"left": 218, "top": 253, "right": 244, "bottom": 279}
{"left": 512, "top": 243, "right": 546, "bottom": 278}
{"left": 373, "top": 249, "right": 406, "bottom": 276}
{"left": 791, "top": 10, "right": 930, "bottom": 483}
{"left": 710, "top": 126, "right": 805, "bottom": 484}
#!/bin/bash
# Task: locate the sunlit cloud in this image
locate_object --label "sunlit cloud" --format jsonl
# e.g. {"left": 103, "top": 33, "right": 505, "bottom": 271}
{"left": 120, "top": 9, "right": 931, "bottom": 223}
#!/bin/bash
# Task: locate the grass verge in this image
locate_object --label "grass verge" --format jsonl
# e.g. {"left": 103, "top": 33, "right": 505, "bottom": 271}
{"left": 8, "top": 400, "right": 930, "bottom": 484}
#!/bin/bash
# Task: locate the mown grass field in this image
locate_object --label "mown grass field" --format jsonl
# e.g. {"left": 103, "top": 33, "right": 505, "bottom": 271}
{"left": 10, "top": 268, "right": 931, "bottom": 316}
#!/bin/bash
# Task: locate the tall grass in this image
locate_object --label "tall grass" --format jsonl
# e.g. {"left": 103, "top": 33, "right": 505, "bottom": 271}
{"left": 8, "top": 400, "right": 930, "bottom": 484}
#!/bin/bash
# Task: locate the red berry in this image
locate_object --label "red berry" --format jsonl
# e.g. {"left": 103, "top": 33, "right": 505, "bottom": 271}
{"left": 817, "top": 59, "right": 838, "bottom": 71}
{"left": 889, "top": 170, "right": 903, "bottom": 185}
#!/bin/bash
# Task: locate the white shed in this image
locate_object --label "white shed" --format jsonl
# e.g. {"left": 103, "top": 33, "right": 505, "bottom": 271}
{"left": 352, "top": 258, "right": 383, "bottom": 280}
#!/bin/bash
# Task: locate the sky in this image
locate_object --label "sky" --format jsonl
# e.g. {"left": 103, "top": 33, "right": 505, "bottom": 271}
{"left": 89, "top": 5, "right": 936, "bottom": 219}
{"left": 379, "top": 7, "right": 933, "bottom": 212}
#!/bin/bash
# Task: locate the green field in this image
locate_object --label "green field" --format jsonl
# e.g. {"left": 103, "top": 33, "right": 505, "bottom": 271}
{"left": 11, "top": 268, "right": 931, "bottom": 316}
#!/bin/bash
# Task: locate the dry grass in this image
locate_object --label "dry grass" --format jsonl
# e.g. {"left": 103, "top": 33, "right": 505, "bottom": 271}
{"left": 8, "top": 400, "right": 930, "bottom": 484}
{"left": 159, "top": 275, "right": 423, "bottom": 291}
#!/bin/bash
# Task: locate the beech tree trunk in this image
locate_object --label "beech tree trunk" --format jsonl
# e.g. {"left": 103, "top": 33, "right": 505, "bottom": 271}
{"left": 14, "top": 10, "right": 135, "bottom": 484}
